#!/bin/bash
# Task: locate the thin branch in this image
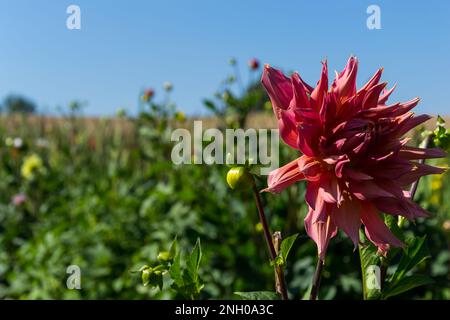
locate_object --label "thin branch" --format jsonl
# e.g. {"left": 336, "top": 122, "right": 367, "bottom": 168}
{"left": 310, "top": 258, "right": 324, "bottom": 300}
{"left": 251, "top": 179, "right": 289, "bottom": 300}
{"left": 273, "top": 232, "right": 289, "bottom": 300}
{"left": 409, "top": 134, "right": 432, "bottom": 200}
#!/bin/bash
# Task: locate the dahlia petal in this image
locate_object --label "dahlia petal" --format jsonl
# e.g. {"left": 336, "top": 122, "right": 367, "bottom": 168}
{"left": 392, "top": 98, "right": 421, "bottom": 116}
{"left": 404, "top": 199, "right": 431, "bottom": 218}
{"left": 333, "top": 56, "right": 358, "bottom": 101}
{"left": 362, "top": 82, "right": 387, "bottom": 110}
{"left": 291, "top": 72, "right": 311, "bottom": 110}
{"left": 313, "top": 192, "right": 328, "bottom": 223}
{"left": 335, "top": 156, "right": 350, "bottom": 178}
{"left": 378, "top": 85, "right": 396, "bottom": 105}
{"left": 261, "top": 65, "right": 292, "bottom": 114}
{"left": 395, "top": 114, "right": 431, "bottom": 137}
{"left": 361, "top": 202, "right": 405, "bottom": 254}
{"left": 310, "top": 61, "right": 328, "bottom": 110}
{"left": 396, "top": 163, "right": 446, "bottom": 186}
{"left": 358, "top": 67, "right": 383, "bottom": 93}
{"left": 367, "top": 158, "right": 414, "bottom": 180}
{"left": 374, "top": 197, "right": 430, "bottom": 220}
{"left": 304, "top": 181, "right": 320, "bottom": 209}
{"left": 263, "top": 158, "right": 305, "bottom": 193}
{"left": 296, "top": 124, "right": 319, "bottom": 156}
{"left": 320, "top": 91, "right": 337, "bottom": 125}
{"left": 305, "top": 208, "right": 337, "bottom": 261}
{"left": 349, "top": 180, "right": 395, "bottom": 201}
{"left": 374, "top": 197, "right": 414, "bottom": 220}
{"left": 398, "top": 146, "right": 447, "bottom": 160}
{"left": 373, "top": 179, "right": 405, "bottom": 199}
{"left": 319, "top": 175, "right": 341, "bottom": 204}
{"left": 298, "top": 156, "right": 323, "bottom": 181}
{"left": 342, "top": 167, "right": 373, "bottom": 181}
{"left": 278, "top": 111, "right": 300, "bottom": 150}
{"left": 332, "top": 200, "right": 361, "bottom": 247}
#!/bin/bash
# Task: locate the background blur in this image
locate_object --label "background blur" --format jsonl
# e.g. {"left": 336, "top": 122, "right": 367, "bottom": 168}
{"left": 0, "top": 0, "right": 449, "bottom": 299}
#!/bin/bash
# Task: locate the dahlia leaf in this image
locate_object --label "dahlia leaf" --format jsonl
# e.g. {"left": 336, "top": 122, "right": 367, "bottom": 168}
{"left": 280, "top": 233, "right": 299, "bottom": 263}
{"left": 187, "top": 238, "right": 202, "bottom": 281}
{"left": 382, "top": 275, "right": 433, "bottom": 299}
{"left": 358, "top": 231, "right": 382, "bottom": 300}
{"left": 390, "top": 235, "right": 430, "bottom": 284}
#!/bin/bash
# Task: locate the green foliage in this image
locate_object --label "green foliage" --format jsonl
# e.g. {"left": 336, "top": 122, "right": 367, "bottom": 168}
{"left": 279, "top": 234, "right": 299, "bottom": 265}
{"left": 423, "top": 115, "right": 450, "bottom": 150}
{"left": 138, "top": 238, "right": 204, "bottom": 299}
{"left": 271, "top": 233, "right": 299, "bottom": 268}
{"left": 360, "top": 231, "right": 436, "bottom": 300}
{"left": 234, "top": 291, "right": 279, "bottom": 300}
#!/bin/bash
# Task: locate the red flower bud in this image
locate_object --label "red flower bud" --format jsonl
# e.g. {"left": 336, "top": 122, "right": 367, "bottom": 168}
{"left": 248, "top": 58, "right": 260, "bottom": 70}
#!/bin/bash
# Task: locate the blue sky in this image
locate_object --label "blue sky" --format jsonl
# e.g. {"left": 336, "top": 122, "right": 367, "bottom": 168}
{"left": 0, "top": 0, "right": 449, "bottom": 116}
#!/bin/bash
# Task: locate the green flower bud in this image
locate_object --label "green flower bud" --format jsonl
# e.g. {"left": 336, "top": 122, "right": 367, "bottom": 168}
{"left": 157, "top": 251, "right": 172, "bottom": 262}
{"left": 226, "top": 166, "right": 253, "bottom": 190}
{"left": 141, "top": 267, "right": 152, "bottom": 286}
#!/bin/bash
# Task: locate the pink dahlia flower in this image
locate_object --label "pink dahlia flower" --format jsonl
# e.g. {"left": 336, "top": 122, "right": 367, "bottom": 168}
{"left": 262, "top": 57, "right": 446, "bottom": 260}
{"left": 12, "top": 194, "right": 27, "bottom": 206}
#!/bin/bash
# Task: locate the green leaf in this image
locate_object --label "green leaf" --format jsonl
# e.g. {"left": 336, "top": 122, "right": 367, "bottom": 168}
{"left": 169, "top": 237, "right": 178, "bottom": 260}
{"left": 169, "top": 252, "right": 183, "bottom": 286}
{"left": 390, "top": 236, "right": 430, "bottom": 284}
{"left": 234, "top": 291, "right": 280, "bottom": 300}
{"left": 382, "top": 275, "right": 433, "bottom": 299}
{"left": 187, "top": 238, "right": 202, "bottom": 279}
{"left": 280, "top": 233, "right": 299, "bottom": 262}
{"left": 203, "top": 99, "right": 217, "bottom": 112}
{"left": 358, "top": 231, "right": 382, "bottom": 300}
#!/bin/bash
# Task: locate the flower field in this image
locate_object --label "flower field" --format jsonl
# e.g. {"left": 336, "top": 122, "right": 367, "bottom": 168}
{"left": 0, "top": 60, "right": 449, "bottom": 300}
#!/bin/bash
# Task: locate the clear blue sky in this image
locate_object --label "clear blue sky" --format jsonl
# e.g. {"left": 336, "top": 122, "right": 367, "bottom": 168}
{"left": 1, "top": 0, "right": 449, "bottom": 116}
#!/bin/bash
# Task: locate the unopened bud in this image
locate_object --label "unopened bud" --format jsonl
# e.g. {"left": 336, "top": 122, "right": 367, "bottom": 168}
{"left": 157, "top": 251, "right": 172, "bottom": 262}
{"left": 226, "top": 166, "right": 253, "bottom": 190}
{"left": 248, "top": 58, "right": 260, "bottom": 70}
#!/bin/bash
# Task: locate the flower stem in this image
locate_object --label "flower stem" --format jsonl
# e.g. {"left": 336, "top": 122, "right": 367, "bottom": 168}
{"left": 359, "top": 245, "right": 368, "bottom": 300}
{"left": 310, "top": 258, "right": 324, "bottom": 300}
{"left": 273, "top": 231, "right": 289, "bottom": 300}
{"left": 251, "top": 178, "right": 289, "bottom": 300}
{"left": 409, "top": 135, "right": 432, "bottom": 200}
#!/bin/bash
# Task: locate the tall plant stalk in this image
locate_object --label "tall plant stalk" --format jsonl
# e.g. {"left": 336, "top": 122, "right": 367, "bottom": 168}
{"left": 310, "top": 259, "right": 324, "bottom": 300}
{"left": 251, "top": 178, "right": 289, "bottom": 300}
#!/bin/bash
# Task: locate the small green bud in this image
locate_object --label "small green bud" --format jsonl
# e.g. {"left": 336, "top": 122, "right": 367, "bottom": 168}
{"left": 157, "top": 251, "right": 172, "bottom": 262}
{"left": 226, "top": 166, "right": 253, "bottom": 190}
{"left": 141, "top": 268, "right": 152, "bottom": 286}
